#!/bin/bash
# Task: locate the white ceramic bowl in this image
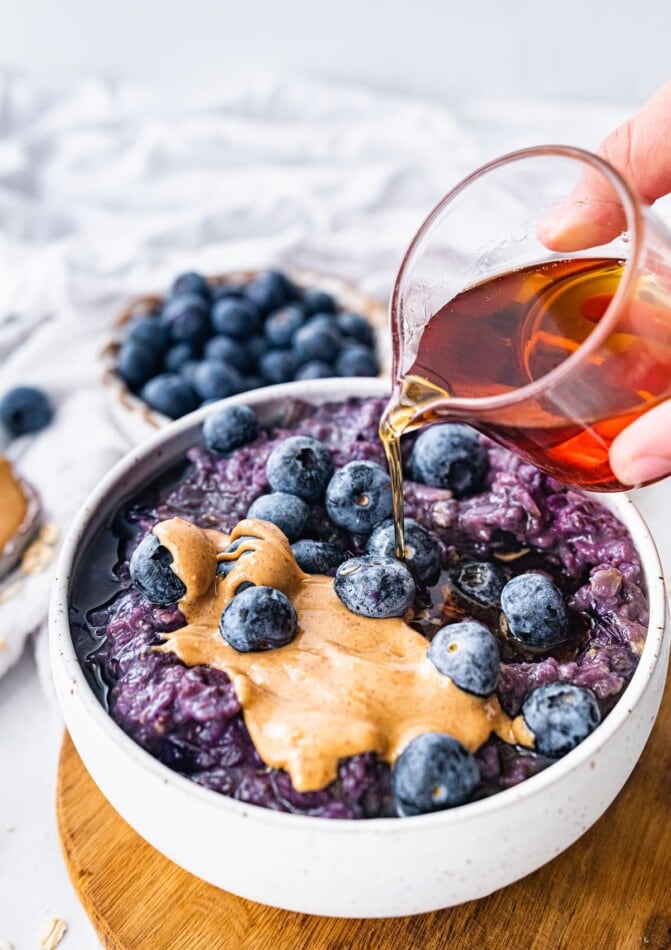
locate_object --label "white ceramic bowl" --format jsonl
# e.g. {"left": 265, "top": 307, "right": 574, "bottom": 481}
{"left": 49, "top": 377, "right": 669, "bottom": 918}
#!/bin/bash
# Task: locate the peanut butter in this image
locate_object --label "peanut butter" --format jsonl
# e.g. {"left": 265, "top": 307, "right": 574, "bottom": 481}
{"left": 156, "top": 517, "right": 534, "bottom": 792}
{"left": 0, "top": 457, "right": 29, "bottom": 552}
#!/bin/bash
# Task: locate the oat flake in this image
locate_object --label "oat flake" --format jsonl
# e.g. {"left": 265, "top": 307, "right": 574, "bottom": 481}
{"left": 38, "top": 918, "right": 67, "bottom": 949}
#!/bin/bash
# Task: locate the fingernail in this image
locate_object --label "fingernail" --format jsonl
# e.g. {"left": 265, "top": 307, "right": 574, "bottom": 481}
{"left": 618, "top": 455, "right": 671, "bottom": 487}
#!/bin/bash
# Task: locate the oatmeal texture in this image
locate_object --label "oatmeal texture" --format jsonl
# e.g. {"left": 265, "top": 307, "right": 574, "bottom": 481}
{"left": 73, "top": 397, "right": 648, "bottom": 818}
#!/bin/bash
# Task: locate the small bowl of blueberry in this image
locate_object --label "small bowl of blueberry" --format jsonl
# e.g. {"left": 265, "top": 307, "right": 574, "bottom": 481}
{"left": 50, "top": 376, "right": 669, "bottom": 917}
{"left": 102, "top": 268, "right": 387, "bottom": 443}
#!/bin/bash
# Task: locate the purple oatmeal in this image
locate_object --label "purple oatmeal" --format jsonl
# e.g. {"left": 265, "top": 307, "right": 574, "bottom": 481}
{"left": 70, "top": 397, "right": 648, "bottom": 818}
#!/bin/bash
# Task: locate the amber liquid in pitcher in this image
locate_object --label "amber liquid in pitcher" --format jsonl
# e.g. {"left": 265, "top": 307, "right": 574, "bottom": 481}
{"left": 380, "top": 257, "right": 671, "bottom": 557}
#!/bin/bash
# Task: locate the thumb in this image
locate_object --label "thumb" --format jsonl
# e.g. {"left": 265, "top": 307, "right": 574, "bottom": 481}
{"left": 609, "top": 400, "right": 671, "bottom": 487}
{"left": 539, "top": 81, "right": 671, "bottom": 251}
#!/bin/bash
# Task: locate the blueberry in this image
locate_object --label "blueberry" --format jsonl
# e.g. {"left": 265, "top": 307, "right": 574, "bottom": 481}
{"left": 117, "top": 342, "right": 159, "bottom": 390}
{"left": 0, "top": 386, "right": 54, "bottom": 437}
{"left": 325, "top": 460, "right": 392, "bottom": 533}
{"left": 392, "top": 733, "right": 480, "bottom": 816}
{"left": 164, "top": 342, "right": 199, "bottom": 374}
{"left": 522, "top": 682, "right": 601, "bottom": 757}
{"left": 204, "top": 336, "right": 253, "bottom": 373}
{"left": 500, "top": 573, "right": 569, "bottom": 649}
{"left": 125, "top": 316, "right": 170, "bottom": 352}
{"left": 211, "top": 298, "right": 262, "bottom": 339}
{"left": 265, "top": 305, "right": 305, "bottom": 348}
{"left": 266, "top": 435, "right": 334, "bottom": 501}
{"left": 246, "top": 335, "right": 267, "bottom": 366}
{"left": 130, "top": 533, "right": 186, "bottom": 605}
{"left": 366, "top": 518, "right": 440, "bottom": 586}
{"left": 336, "top": 344, "right": 379, "bottom": 377}
{"left": 180, "top": 360, "right": 201, "bottom": 386}
{"left": 220, "top": 585, "right": 298, "bottom": 652}
{"left": 140, "top": 374, "right": 199, "bottom": 418}
{"left": 293, "top": 360, "right": 334, "bottom": 380}
{"left": 302, "top": 288, "right": 337, "bottom": 315}
{"left": 452, "top": 561, "right": 506, "bottom": 608}
{"left": 410, "top": 424, "right": 488, "bottom": 498}
{"left": 334, "top": 555, "right": 415, "bottom": 618}
{"left": 428, "top": 621, "right": 500, "bottom": 696}
{"left": 171, "top": 271, "right": 211, "bottom": 301}
{"left": 259, "top": 349, "right": 297, "bottom": 384}
{"left": 290, "top": 539, "right": 346, "bottom": 575}
{"left": 247, "top": 491, "right": 309, "bottom": 541}
{"left": 245, "top": 270, "right": 296, "bottom": 314}
{"left": 161, "top": 293, "right": 211, "bottom": 346}
{"left": 237, "top": 375, "right": 264, "bottom": 393}
{"left": 212, "top": 283, "right": 245, "bottom": 301}
{"left": 293, "top": 318, "right": 341, "bottom": 363}
{"left": 335, "top": 311, "right": 374, "bottom": 345}
{"left": 203, "top": 404, "right": 259, "bottom": 455}
{"left": 192, "top": 359, "right": 242, "bottom": 400}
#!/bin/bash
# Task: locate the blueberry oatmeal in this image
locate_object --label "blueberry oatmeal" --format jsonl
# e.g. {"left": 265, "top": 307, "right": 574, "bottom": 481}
{"left": 70, "top": 397, "right": 648, "bottom": 819}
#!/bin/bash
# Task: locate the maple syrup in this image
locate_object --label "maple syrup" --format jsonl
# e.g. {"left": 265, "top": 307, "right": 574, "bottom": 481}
{"left": 380, "top": 257, "right": 671, "bottom": 556}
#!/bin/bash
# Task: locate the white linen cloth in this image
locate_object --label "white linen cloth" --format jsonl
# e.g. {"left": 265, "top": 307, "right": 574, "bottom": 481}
{"left": 0, "top": 72, "right": 640, "bottom": 685}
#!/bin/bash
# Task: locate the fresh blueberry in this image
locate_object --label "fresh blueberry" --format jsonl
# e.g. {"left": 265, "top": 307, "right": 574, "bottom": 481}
{"left": 180, "top": 360, "right": 201, "bottom": 387}
{"left": 204, "top": 336, "right": 253, "bottom": 373}
{"left": 428, "top": 621, "right": 500, "bottom": 696}
{"left": 265, "top": 305, "right": 305, "bottom": 348}
{"left": 237, "top": 375, "right": 264, "bottom": 393}
{"left": 293, "top": 360, "right": 334, "bottom": 380}
{"left": 117, "top": 342, "right": 159, "bottom": 390}
{"left": 259, "top": 350, "right": 298, "bottom": 384}
{"left": 220, "top": 585, "right": 298, "bottom": 652}
{"left": 335, "top": 311, "right": 374, "bottom": 345}
{"left": 293, "top": 317, "right": 341, "bottom": 363}
{"left": 192, "top": 360, "right": 242, "bottom": 400}
{"left": 522, "top": 682, "right": 601, "bottom": 757}
{"left": 129, "top": 533, "right": 186, "bottom": 605}
{"left": 164, "top": 342, "right": 199, "bottom": 374}
{"left": 245, "top": 270, "right": 296, "bottom": 314}
{"left": 0, "top": 386, "right": 54, "bottom": 437}
{"left": 410, "top": 424, "right": 488, "bottom": 498}
{"left": 215, "top": 534, "right": 259, "bottom": 576}
{"left": 161, "top": 292, "right": 211, "bottom": 346}
{"left": 211, "top": 298, "right": 262, "bottom": 340}
{"left": 125, "top": 316, "right": 170, "bottom": 352}
{"left": 171, "top": 271, "right": 211, "bottom": 301}
{"left": 247, "top": 491, "right": 309, "bottom": 541}
{"left": 290, "top": 539, "right": 346, "bottom": 575}
{"left": 500, "top": 573, "right": 569, "bottom": 649}
{"left": 266, "top": 435, "right": 334, "bottom": 501}
{"left": 325, "top": 460, "right": 392, "bottom": 533}
{"left": 451, "top": 561, "right": 507, "bottom": 608}
{"left": 203, "top": 404, "right": 259, "bottom": 456}
{"left": 366, "top": 518, "right": 441, "bottom": 586}
{"left": 392, "top": 733, "right": 480, "bottom": 816}
{"left": 246, "top": 335, "right": 267, "bottom": 366}
{"left": 302, "top": 289, "right": 336, "bottom": 315}
{"left": 140, "top": 374, "right": 199, "bottom": 418}
{"left": 334, "top": 555, "right": 415, "bottom": 618}
{"left": 211, "top": 283, "right": 245, "bottom": 301}
{"left": 336, "top": 344, "right": 379, "bottom": 377}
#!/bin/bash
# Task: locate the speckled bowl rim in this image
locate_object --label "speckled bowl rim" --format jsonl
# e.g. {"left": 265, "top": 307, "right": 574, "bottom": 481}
{"left": 50, "top": 376, "right": 668, "bottom": 835}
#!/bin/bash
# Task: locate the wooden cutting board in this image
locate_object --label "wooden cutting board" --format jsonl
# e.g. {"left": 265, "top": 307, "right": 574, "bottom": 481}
{"left": 57, "top": 672, "right": 671, "bottom": 950}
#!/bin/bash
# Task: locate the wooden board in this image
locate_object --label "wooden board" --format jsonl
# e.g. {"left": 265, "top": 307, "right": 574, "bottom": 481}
{"left": 57, "top": 673, "right": 671, "bottom": 950}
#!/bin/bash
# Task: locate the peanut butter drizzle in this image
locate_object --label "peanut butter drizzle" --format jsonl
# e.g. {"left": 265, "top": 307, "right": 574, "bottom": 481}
{"left": 155, "top": 517, "right": 534, "bottom": 792}
{"left": 0, "top": 458, "right": 29, "bottom": 551}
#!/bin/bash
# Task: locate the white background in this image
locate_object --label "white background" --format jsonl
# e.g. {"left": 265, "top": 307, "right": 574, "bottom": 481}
{"left": 0, "top": 3, "right": 670, "bottom": 948}
{"left": 0, "top": 0, "right": 669, "bottom": 105}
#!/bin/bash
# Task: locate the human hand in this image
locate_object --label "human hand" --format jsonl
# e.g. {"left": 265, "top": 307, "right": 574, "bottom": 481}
{"left": 540, "top": 81, "right": 671, "bottom": 487}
